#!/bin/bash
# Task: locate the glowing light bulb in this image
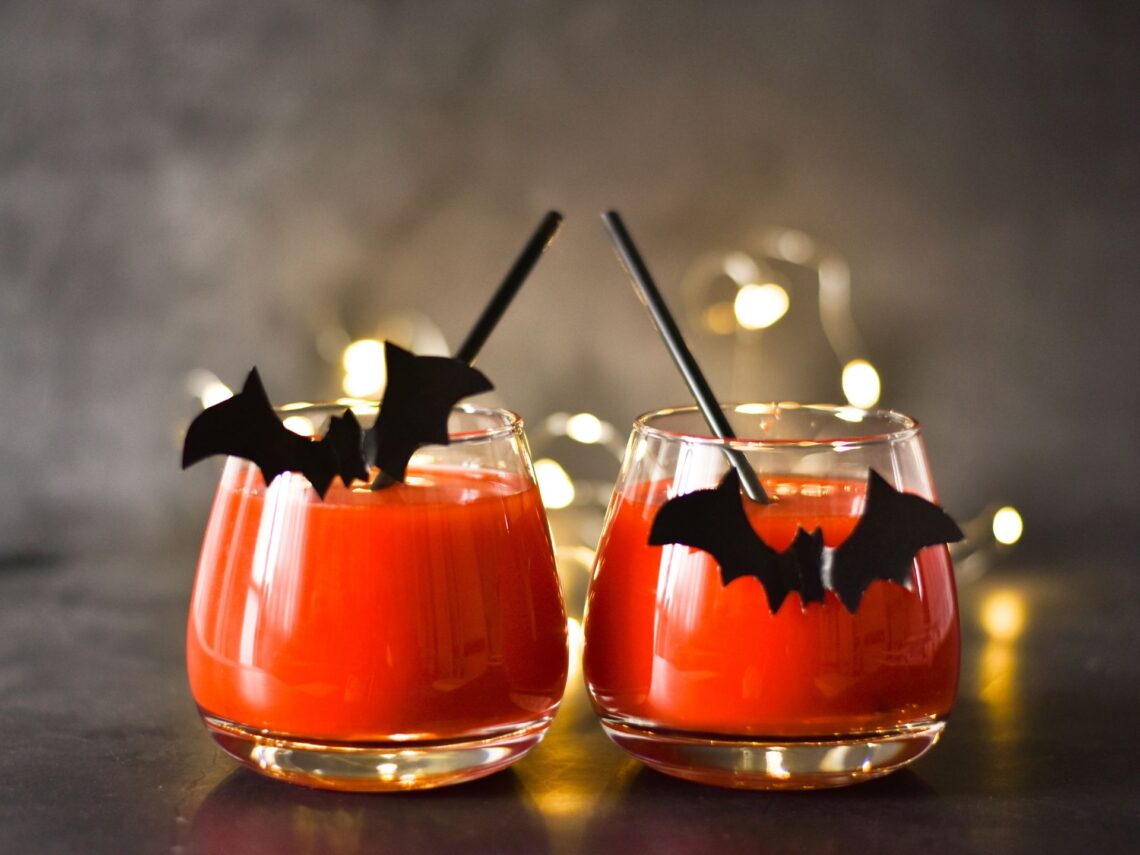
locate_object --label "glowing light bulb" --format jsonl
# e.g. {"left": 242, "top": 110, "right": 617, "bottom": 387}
{"left": 992, "top": 506, "right": 1024, "bottom": 546}
{"left": 733, "top": 283, "right": 790, "bottom": 330}
{"left": 702, "top": 302, "right": 738, "bottom": 335}
{"left": 533, "top": 458, "right": 575, "bottom": 509}
{"left": 565, "top": 617, "right": 584, "bottom": 691}
{"left": 282, "top": 415, "right": 316, "bottom": 437}
{"left": 186, "top": 369, "right": 234, "bottom": 408}
{"left": 341, "top": 339, "right": 387, "bottom": 398}
{"left": 841, "top": 359, "right": 881, "bottom": 408}
{"left": 565, "top": 413, "right": 607, "bottom": 444}
{"left": 723, "top": 251, "right": 761, "bottom": 285}
{"left": 980, "top": 590, "right": 1026, "bottom": 642}
{"left": 200, "top": 381, "right": 233, "bottom": 408}
{"left": 775, "top": 229, "right": 815, "bottom": 264}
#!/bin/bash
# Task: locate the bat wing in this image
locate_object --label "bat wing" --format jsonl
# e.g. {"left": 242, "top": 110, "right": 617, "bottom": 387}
{"left": 649, "top": 470, "right": 794, "bottom": 613}
{"left": 182, "top": 368, "right": 368, "bottom": 498}
{"left": 182, "top": 368, "right": 309, "bottom": 484}
{"left": 364, "top": 341, "right": 494, "bottom": 482}
{"left": 830, "top": 469, "right": 964, "bottom": 612}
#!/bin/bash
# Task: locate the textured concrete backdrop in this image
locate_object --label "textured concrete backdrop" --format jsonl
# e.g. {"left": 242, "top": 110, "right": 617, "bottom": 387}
{"left": 2, "top": 0, "right": 1137, "bottom": 556}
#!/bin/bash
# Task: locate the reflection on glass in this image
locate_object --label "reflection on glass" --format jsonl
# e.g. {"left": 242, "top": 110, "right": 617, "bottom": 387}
{"left": 186, "top": 768, "right": 551, "bottom": 854}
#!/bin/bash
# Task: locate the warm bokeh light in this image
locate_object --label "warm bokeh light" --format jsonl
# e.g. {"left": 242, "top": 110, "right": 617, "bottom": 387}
{"left": 565, "top": 412, "right": 607, "bottom": 445}
{"left": 702, "top": 302, "right": 738, "bottom": 335}
{"left": 841, "top": 359, "right": 881, "bottom": 408}
{"left": 733, "top": 283, "right": 790, "bottom": 330}
{"left": 186, "top": 369, "right": 233, "bottom": 408}
{"left": 981, "top": 590, "right": 1027, "bottom": 642}
{"left": 201, "top": 381, "right": 233, "bottom": 409}
{"left": 341, "top": 338, "right": 387, "bottom": 398}
{"left": 565, "top": 617, "right": 583, "bottom": 692}
{"left": 722, "top": 251, "right": 761, "bottom": 285}
{"left": 775, "top": 229, "right": 815, "bottom": 264}
{"left": 992, "top": 506, "right": 1024, "bottom": 546}
{"left": 735, "top": 403, "right": 770, "bottom": 414}
{"left": 534, "top": 458, "right": 575, "bottom": 509}
{"left": 281, "top": 415, "right": 316, "bottom": 437}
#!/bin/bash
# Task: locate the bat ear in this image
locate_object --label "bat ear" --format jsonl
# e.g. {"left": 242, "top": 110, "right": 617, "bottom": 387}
{"left": 240, "top": 367, "right": 270, "bottom": 402}
{"left": 717, "top": 469, "right": 743, "bottom": 495}
{"left": 382, "top": 340, "right": 412, "bottom": 374}
{"left": 865, "top": 469, "right": 893, "bottom": 495}
{"left": 866, "top": 469, "right": 965, "bottom": 544}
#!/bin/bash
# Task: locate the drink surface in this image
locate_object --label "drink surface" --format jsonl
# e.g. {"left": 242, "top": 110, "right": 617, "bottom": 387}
{"left": 583, "top": 475, "right": 959, "bottom": 736}
{"left": 187, "top": 462, "right": 568, "bottom": 741}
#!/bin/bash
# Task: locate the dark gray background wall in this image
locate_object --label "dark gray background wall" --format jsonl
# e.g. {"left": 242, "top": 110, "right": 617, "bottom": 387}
{"left": 2, "top": 0, "right": 1137, "bottom": 556}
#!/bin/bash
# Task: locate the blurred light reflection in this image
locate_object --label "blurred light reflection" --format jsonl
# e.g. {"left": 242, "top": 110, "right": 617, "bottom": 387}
{"left": 981, "top": 589, "right": 1027, "bottom": 643}
{"left": 977, "top": 588, "right": 1027, "bottom": 744}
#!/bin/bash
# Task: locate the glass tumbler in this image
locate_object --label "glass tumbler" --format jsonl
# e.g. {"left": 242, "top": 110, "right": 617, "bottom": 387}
{"left": 583, "top": 404, "right": 959, "bottom": 789}
{"left": 187, "top": 404, "right": 568, "bottom": 791}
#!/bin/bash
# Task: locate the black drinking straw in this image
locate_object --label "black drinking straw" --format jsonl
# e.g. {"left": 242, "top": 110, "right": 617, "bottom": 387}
{"left": 601, "top": 211, "right": 770, "bottom": 504}
{"left": 370, "top": 210, "right": 563, "bottom": 490}
{"left": 454, "top": 210, "right": 564, "bottom": 364}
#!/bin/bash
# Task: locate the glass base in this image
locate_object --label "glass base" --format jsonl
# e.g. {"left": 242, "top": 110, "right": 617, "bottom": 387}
{"left": 201, "top": 712, "right": 552, "bottom": 792}
{"left": 599, "top": 718, "right": 946, "bottom": 790}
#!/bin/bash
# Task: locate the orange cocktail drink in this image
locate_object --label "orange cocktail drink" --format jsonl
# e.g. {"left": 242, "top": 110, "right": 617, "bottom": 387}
{"left": 187, "top": 405, "right": 567, "bottom": 790}
{"left": 582, "top": 404, "right": 959, "bottom": 788}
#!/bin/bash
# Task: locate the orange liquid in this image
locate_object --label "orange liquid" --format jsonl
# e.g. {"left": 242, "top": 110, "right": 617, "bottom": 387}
{"left": 583, "top": 476, "right": 959, "bottom": 737}
{"left": 187, "top": 463, "right": 568, "bottom": 741}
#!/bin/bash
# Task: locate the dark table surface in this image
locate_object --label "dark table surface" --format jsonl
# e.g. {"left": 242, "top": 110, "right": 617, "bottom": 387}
{"left": 1, "top": 543, "right": 1137, "bottom": 855}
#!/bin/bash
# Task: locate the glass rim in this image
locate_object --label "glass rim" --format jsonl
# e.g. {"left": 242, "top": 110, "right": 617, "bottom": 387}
{"left": 632, "top": 402, "right": 921, "bottom": 448}
{"left": 274, "top": 400, "right": 525, "bottom": 443}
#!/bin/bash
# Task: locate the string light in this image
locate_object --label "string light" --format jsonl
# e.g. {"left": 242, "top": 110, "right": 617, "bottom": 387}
{"left": 282, "top": 415, "right": 316, "bottom": 437}
{"left": 733, "top": 283, "right": 790, "bottom": 330}
{"left": 841, "top": 359, "right": 881, "bottom": 408}
{"left": 341, "top": 339, "right": 387, "bottom": 398}
{"left": 565, "top": 413, "right": 608, "bottom": 445}
{"left": 722, "top": 251, "right": 762, "bottom": 285}
{"left": 773, "top": 229, "right": 815, "bottom": 264}
{"left": 534, "top": 458, "right": 575, "bottom": 509}
{"left": 992, "top": 507, "right": 1024, "bottom": 546}
{"left": 201, "top": 381, "right": 233, "bottom": 408}
{"left": 186, "top": 369, "right": 233, "bottom": 408}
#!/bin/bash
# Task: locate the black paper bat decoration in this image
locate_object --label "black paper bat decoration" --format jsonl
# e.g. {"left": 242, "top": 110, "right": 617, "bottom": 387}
{"left": 363, "top": 341, "right": 493, "bottom": 484}
{"left": 648, "top": 468, "right": 963, "bottom": 614}
{"left": 182, "top": 368, "right": 369, "bottom": 499}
